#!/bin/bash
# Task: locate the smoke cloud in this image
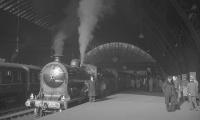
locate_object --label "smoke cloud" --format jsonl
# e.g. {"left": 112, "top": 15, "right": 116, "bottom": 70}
{"left": 52, "top": 31, "right": 67, "bottom": 56}
{"left": 78, "top": 0, "right": 114, "bottom": 64}
{"left": 52, "top": 0, "right": 79, "bottom": 56}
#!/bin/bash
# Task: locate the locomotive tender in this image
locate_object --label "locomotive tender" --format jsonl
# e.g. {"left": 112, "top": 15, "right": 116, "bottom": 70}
{"left": 25, "top": 56, "right": 97, "bottom": 115}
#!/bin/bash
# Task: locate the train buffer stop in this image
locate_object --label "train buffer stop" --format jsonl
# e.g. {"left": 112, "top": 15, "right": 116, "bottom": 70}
{"left": 38, "top": 91, "right": 200, "bottom": 120}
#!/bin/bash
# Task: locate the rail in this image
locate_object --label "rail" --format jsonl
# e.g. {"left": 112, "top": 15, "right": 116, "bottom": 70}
{"left": 0, "top": 108, "right": 34, "bottom": 120}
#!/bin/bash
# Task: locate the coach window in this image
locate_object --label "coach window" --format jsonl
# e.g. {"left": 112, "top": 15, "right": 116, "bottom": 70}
{"left": 20, "top": 71, "right": 26, "bottom": 83}
{"left": 36, "top": 72, "right": 40, "bottom": 83}
{"left": 0, "top": 71, "right": 2, "bottom": 84}
{"left": 31, "top": 71, "right": 40, "bottom": 83}
{"left": 12, "top": 71, "right": 19, "bottom": 83}
{"left": 2, "top": 70, "right": 12, "bottom": 84}
{"left": 33, "top": 71, "right": 40, "bottom": 83}
{"left": 36, "top": 71, "right": 40, "bottom": 83}
{"left": 31, "top": 72, "right": 35, "bottom": 83}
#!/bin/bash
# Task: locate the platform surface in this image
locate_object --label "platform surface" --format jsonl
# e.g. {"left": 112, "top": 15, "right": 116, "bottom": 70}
{"left": 39, "top": 91, "right": 200, "bottom": 120}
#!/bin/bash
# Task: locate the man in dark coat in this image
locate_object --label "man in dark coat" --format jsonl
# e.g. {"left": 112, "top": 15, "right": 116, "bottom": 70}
{"left": 187, "top": 78, "right": 199, "bottom": 110}
{"left": 162, "top": 76, "right": 177, "bottom": 112}
{"left": 172, "top": 76, "right": 181, "bottom": 110}
{"left": 88, "top": 76, "right": 96, "bottom": 102}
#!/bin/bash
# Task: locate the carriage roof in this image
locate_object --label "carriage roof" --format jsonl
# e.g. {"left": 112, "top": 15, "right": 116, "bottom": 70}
{"left": 0, "top": 62, "right": 41, "bottom": 71}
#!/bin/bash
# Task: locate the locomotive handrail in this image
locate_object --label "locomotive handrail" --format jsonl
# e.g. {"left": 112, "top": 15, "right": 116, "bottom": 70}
{"left": 44, "top": 94, "right": 61, "bottom": 97}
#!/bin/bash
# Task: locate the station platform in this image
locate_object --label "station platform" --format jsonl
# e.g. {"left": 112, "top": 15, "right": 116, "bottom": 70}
{"left": 39, "top": 91, "right": 200, "bottom": 120}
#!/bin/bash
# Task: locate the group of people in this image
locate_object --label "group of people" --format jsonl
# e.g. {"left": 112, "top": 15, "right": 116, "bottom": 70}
{"left": 130, "top": 75, "right": 154, "bottom": 91}
{"left": 162, "top": 75, "right": 199, "bottom": 112}
{"left": 86, "top": 70, "right": 200, "bottom": 111}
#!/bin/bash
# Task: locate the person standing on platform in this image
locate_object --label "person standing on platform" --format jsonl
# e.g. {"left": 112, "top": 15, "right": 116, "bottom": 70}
{"left": 100, "top": 81, "right": 106, "bottom": 98}
{"left": 147, "top": 67, "right": 153, "bottom": 92}
{"left": 172, "top": 76, "right": 181, "bottom": 110}
{"left": 194, "top": 79, "right": 199, "bottom": 105}
{"left": 131, "top": 79, "right": 135, "bottom": 89}
{"left": 143, "top": 77, "right": 147, "bottom": 91}
{"left": 162, "top": 76, "right": 177, "bottom": 112}
{"left": 149, "top": 76, "right": 153, "bottom": 92}
{"left": 88, "top": 75, "right": 96, "bottom": 102}
{"left": 158, "top": 76, "right": 163, "bottom": 92}
{"left": 187, "top": 77, "right": 199, "bottom": 111}
{"left": 182, "top": 80, "right": 189, "bottom": 102}
{"left": 136, "top": 76, "right": 140, "bottom": 90}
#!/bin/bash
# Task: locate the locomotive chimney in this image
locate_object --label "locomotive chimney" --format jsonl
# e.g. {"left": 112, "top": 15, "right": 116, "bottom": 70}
{"left": 53, "top": 54, "right": 63, "bottom": 62}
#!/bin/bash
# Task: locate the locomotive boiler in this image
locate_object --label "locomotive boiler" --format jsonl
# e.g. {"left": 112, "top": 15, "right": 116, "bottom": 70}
{"left": 25, "top": 56, "right": 96, "bottom": 116}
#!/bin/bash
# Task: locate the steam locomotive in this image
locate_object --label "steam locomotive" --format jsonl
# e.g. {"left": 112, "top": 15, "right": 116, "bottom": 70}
{"left": 25, "top": 56, "right": 97, "bottom": 116}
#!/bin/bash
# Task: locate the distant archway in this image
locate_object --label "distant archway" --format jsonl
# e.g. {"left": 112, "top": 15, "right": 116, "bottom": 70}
{"left": 84, "top": 42, "right": 156, "bottom": 70}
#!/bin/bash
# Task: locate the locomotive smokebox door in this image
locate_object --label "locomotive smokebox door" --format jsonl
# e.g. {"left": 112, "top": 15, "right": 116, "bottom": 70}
{"left": 43, "top": 65, "right": 65, "bottom": 88}
{"left": 40, "top": 60, "right": 70, "bottom": 102}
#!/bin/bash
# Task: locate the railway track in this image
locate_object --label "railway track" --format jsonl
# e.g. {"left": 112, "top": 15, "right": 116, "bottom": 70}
{"left": 0, "top": 108, "right": 34, "bottom": 120}
{"left": 0, "top": 106, "right": 26, "bottom": 116}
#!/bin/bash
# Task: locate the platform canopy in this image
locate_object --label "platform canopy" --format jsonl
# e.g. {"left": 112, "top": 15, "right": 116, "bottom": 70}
{"left": 84, "top": 42, "right": 156, "bottom": 70}
{"left": 0, "top": 0, "right": 200, "bottom": 74}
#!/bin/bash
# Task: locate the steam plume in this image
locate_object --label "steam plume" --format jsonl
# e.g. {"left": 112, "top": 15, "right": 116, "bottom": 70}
{"left": 52, "top": 0, "right": 78, "bottom": 57}
{"left": 52, "top": 31, "right": 67, "bottom": 56}
{"left": 78, "top": 0, "right": 114, "bottom": 64}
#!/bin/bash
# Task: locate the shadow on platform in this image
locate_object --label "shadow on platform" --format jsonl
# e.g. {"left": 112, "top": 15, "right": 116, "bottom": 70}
{"left": 95, "top": 96, "right": 115, "bottom": 102}
{"left": 120, "top": 90, "right": 164, "bottom": 97}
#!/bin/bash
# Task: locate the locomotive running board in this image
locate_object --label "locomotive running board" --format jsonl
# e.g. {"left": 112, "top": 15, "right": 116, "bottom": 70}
{"left": 68, "top": 97, "right": 87, "bottom": 103}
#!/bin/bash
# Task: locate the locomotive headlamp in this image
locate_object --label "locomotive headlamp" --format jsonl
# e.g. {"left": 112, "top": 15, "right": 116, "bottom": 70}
{"left": 61, "top": 95, "right": 65, "bottom": 102}
{"left": 26, "top": 93, "right": 35, "bottom": 108}
{"left": 30, "top": 93, "right": 34, "bottom": 100}
{"left": 91, "top": 76, "right": 94, "bottom": 82}
{"left": 172, "top": 76, "right": 177, "bottom": 81}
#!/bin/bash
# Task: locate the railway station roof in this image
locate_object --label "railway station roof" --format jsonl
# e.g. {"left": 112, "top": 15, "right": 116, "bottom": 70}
{"left": 0, "top": 0, "right": 200, "bottom": 74}
{"left": 84, "top": 42, "right": 156, "bottom": 70}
